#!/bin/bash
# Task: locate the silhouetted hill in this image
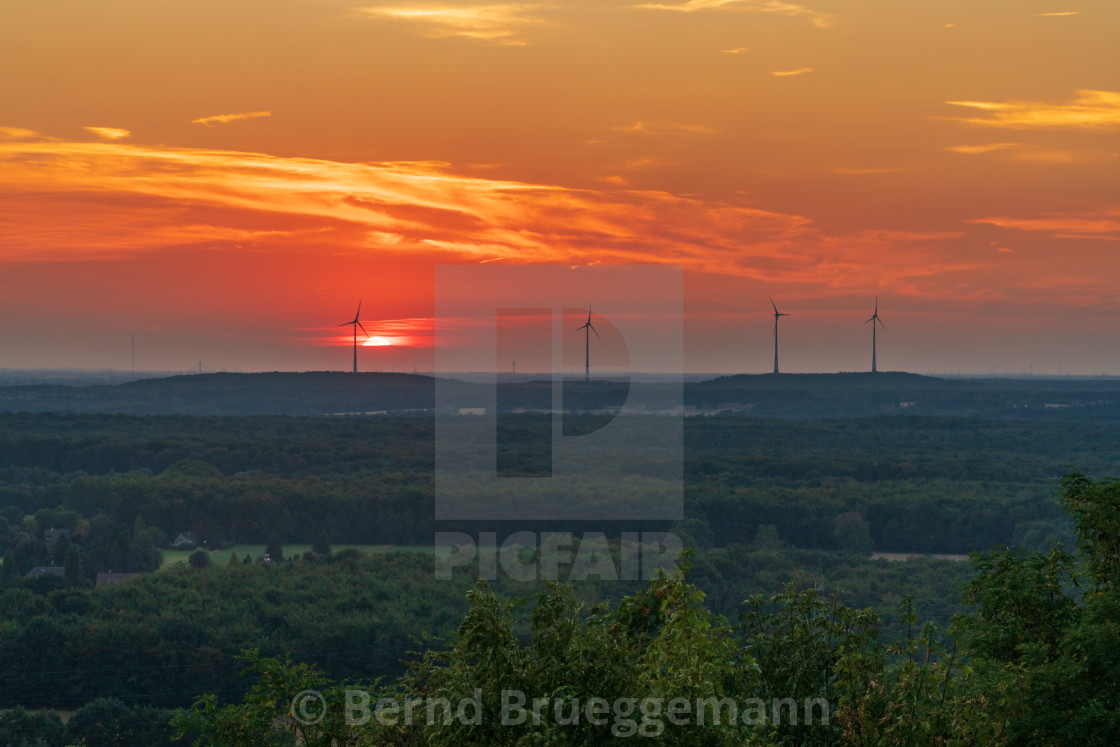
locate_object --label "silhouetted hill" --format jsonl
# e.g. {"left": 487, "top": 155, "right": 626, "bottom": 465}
{"left": 0, "top": 372, "right": 452, "bottom": 416}
{"left": 0, "top": 370, "right": 1117, "bottom": 420}
{"left": 686, "top": 372, "right": 1120, "bottom": 419}
{"left": 693, "top": 372, "right": 961, "bottom": 391}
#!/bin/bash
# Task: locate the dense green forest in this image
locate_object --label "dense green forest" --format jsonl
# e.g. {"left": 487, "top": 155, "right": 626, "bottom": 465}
{"left": 1, "top": 407, "right": 1116, "bottom": 743}
{"left": 172, "top": 473, "right": 1120, "bottom": 745}
{"left": 1, "top": 412, "right": 1105, "bottom": 569}
{"left": 0, "top": 545, "right": 969, "bottom": 712}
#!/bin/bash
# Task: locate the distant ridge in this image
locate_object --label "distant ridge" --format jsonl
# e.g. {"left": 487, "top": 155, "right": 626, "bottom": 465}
{"left": 0, "top": 370, "right": 1118, "bottom": 420}
{"left": 693, "top": 372, "right": 965, "bottom": 390}
{"left": 0, "top": 372, "right": 451, "bottom": 417}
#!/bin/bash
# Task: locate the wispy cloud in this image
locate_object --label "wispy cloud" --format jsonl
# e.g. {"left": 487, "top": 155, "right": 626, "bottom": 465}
{"left": 0, "top": 136, "right": 796, "bottom": 269}
{"left": 356, "top": 4, "right": 549, "bottom": 45}
{"left": 969, "top": 209, "right": 1120, "bottom": 239}
{"left": 945, "top": 90, "right": 1120, "bottom": 129}
{"left": 0, "top": 134, "right": 1016, "bottom": 301}
{"left": 721, "top": 47, "right": 748, "bottom": 54}
{"left": 946, "top": 142, "right": 1098, "bottom": 163}
{"left": 192, "top": 111, "right": 272, "bottom": 128}
{"left": 83, "top": 127, "right": 131, "bottom": 140}
{"left": 0, "top": 127, "right": 41, "bottom": 140}
{"left": 945, "top": 142, "right": 1021, "bottom": 154}
{"left": 611, "top": 121, "right": 717, "bottom": 136}
{"left": 771, "top": 67, "right": 813, "bottom": 77}
{"left": 633, "top": 0, "right": 835, "bottom": 29}
{"left": 1037, "top": 11, "right": 1079, "bottom": 17}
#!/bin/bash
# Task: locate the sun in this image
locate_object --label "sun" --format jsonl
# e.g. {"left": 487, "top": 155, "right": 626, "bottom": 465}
{"left": 363, "top": 336, "right": 395, "bottom": 347}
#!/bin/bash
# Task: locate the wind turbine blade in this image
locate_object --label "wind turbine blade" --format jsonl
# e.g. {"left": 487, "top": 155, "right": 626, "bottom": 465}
{"left": 339, "top": 321, "right": 352, "bottom": 327}
{"left": 356, "top": 300, "right": 362, "bottom": 317}
{"left": 865, "top": 317, "right": 875, "bottom": 324}
{"left": 877, "top": 318, "right": 886, "bottom": 329}
{"left": 589, "top": 323, "right": 600, "bottom": 339}
{"left": 769, "top": 296, "right": 778, "bottom": 314}
{"left": 358, "top": 322, "right": 368, "bottom": 336}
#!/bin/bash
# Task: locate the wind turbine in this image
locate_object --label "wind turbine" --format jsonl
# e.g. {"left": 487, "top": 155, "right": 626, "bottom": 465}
{"left": 865, "top": 297, "right": 885, "bottom": 373}
{"left": 575, "top": 306, "right": 600, "bottom": 382}
{"left": 339, "top": 301, "right": 368, "bottom": 374}
{"left": 770, "top": 297, "right": 789, "bottom": 374}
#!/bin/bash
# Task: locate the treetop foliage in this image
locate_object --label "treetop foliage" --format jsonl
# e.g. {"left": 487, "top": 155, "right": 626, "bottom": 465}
{"left": 175, "top": 473, "right": 1120, "bottom": 746}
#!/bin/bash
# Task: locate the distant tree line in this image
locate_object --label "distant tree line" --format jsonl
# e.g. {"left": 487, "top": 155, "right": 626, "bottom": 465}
{"left": 1, "top": 413, "right": 1104, "bottom": 561}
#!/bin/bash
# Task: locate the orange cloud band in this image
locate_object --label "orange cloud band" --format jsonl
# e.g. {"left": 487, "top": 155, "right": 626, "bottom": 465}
{"left": 0, "top": 128, "right": 1033, "bottom": 304}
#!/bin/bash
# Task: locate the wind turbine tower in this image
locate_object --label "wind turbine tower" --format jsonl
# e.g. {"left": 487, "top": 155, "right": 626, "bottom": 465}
{"left": 865, "top": 298, "right": 886, "bottom": 373}
{"left": 770, "top": 297, "right": 789, "bottom": 374}
{"left": 575, "top": 306, "right": 600, "bottom": 382}
{"left": 339, "top": 301, "right": 368, "bottom": 374}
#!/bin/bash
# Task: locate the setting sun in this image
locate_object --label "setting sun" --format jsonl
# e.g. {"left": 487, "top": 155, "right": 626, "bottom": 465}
{"left": 363, "top": 336, "right": 396, "bottom": 347}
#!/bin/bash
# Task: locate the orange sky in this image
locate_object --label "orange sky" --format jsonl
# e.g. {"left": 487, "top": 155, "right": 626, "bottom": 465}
{"left": 1, "top": 0, "right": 1118, "bottom": 374}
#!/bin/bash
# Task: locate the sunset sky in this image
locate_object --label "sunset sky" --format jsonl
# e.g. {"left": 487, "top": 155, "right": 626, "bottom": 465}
{"left": 2, "top": 0, "right": 1118, "bottom": 374}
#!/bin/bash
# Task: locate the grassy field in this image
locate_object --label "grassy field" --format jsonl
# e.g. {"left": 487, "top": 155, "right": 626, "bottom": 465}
{"left": 160, "top": 544, "right": 431, "bottom": 567}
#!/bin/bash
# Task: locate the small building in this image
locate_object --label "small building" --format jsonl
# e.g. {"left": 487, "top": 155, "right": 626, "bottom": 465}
{"left": 24, "top": 566, "right": 65, "bottom": 580}
{"left": 172, "top": 531, "right": 199, "bottom": 549}
{"left": 96, "top": 572, "right": 138, "bottom": 588}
